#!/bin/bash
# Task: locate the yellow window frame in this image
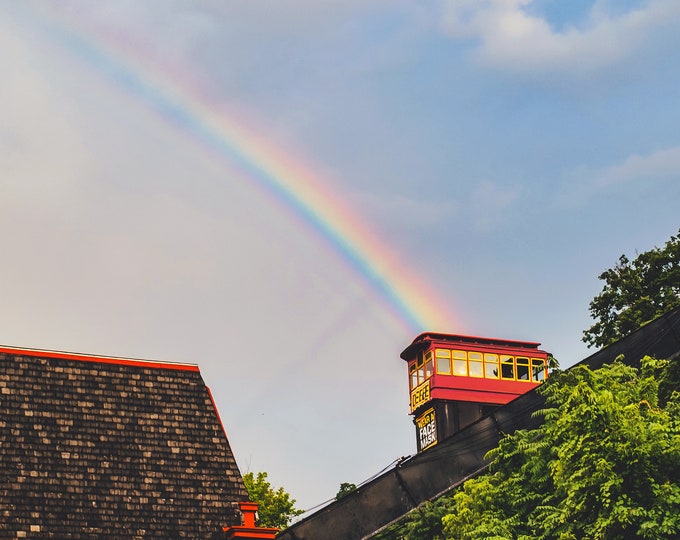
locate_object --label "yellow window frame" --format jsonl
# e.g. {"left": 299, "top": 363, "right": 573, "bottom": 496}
{"left": 452, "top": 350, "right": 468, "bottom": 376}
{"left": 516, "top": 356, "right": 530, "bottom": 381}
{"left": 435, "top": 348, "right": 452, "bottom": 375}
{"left": 531, "top": 358, "right": 547, "bottom": 382}
{"left": 468, "top": 351, "right": 483, "bottom": 378}
{"left": 500, "top": 355, "right": 515, "bottom": 380}
{"left": 484, "top": 353, "right": 499, "bottom": 379}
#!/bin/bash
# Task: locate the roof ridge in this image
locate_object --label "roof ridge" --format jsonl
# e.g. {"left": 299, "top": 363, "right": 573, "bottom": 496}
{"left": 0, "top": 344, "right": 199, "bottom": 372}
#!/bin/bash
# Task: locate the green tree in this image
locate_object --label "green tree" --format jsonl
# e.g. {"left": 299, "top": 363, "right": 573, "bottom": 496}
{"left": 440, "top": 358, "right": 680, "bottom": 539}
{"left": 336, "top": 482, "right": 357, "bottom": 499}
{"left": 371, "top": 496, "right": 455, "bottom": 540}
{"left": 242, "top": 471, "right": 304, "bottom": 529}
{"left": 583, "top": 229, "right": 680, "bottom": 348}
{"left": 402, "top": 497, "right": 455, "bottom": 540}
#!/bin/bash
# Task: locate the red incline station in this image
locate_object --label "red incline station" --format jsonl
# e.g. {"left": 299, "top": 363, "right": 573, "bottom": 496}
{"left": 401, "top": 333, "right": 550, "bottom": 452}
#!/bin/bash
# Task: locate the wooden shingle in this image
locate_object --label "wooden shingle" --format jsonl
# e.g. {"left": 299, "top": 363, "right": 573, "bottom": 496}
{"left": 0, "top": 347, "right": 248, "bottom": 538}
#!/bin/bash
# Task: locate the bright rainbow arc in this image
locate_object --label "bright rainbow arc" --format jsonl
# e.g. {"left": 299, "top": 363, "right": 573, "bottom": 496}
{"left": 34, "top": 5, "right": 458, "bottom": 335}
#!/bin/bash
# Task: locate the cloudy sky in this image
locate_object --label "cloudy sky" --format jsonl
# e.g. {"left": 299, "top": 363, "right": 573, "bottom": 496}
{"left": 2, "top": 0, "right": 679, "bottom": 510}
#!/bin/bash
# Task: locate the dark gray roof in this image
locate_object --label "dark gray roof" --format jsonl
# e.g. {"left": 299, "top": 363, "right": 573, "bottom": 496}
{"left": 0, "top": 347, "right": 248, "bottom": 539}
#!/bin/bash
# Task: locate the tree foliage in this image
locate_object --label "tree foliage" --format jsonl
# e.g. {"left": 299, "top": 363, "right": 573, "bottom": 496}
{"left": 371, "top": 495, "right": 454, "bottom": 540}
{"left": 242, "top": 471, "right": 304, "bottom": 529}
{"left": 402, "top": 497, "right": 455, "bottom": 540}
{"left": 583, "top": 229, "right": 680, "bottom": 348}
{"left": 336, "top": 482, "right": 357, "bottom": 499}
{"left": 438, "top": 358, "right": 680, "bottom": 539}
{"left": 376, "top": 358, "right": 680, "bottom": 540}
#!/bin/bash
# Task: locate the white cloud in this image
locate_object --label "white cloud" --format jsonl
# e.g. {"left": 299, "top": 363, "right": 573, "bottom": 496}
{"left": 440, "top": 0, "right": 680, "bottom": 73}
{"left": 595, "top": 145, "right": 680, "bottom": 187}
{"left": 556, "top": 145, "right": 680, "bottom": 208}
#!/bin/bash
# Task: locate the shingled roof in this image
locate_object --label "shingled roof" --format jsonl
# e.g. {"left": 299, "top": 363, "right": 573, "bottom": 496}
{"left": 0, "top": 346, "right": 248, "bottom": 539}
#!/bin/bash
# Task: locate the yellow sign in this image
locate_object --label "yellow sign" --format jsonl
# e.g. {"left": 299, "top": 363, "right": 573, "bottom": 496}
{"left": 416, "top": 408, "right": 437, "bottom": 451}
{"left": 410, "top": 380, "right": 431, "bottom": 412}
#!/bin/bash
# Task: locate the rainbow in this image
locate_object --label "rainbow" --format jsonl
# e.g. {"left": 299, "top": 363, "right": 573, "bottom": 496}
{"left": 24, "top": 4, "right": 458, "bottom": 335}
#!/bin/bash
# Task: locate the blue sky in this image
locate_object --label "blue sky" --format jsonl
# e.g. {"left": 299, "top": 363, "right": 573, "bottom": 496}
{"left": 1, "top": 0, "right": 679, "bottom": 510}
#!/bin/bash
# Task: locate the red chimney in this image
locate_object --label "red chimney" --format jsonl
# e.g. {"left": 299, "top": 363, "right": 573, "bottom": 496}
{"left": 223, "top": 502, "right": 279, "bottom": 539}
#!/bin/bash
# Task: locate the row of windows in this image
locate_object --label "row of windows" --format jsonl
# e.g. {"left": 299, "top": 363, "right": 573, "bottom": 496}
{"left": 409, "top": 348, "right": 547, "bottom": 389}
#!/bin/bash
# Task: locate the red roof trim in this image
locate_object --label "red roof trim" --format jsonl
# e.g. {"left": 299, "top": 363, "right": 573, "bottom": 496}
{"left": 206, "top": 385, "right": 229, "bottom": 440}
{"left": 0, "top": 345, "right": 200, "bottom": 372}
{"left": 401, "top": 332, "right": 544, "bottom": 360}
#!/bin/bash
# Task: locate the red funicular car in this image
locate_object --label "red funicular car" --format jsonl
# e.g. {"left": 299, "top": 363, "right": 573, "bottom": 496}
{"left": 401, "top": 332, "right": 550, "bottom": 452}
